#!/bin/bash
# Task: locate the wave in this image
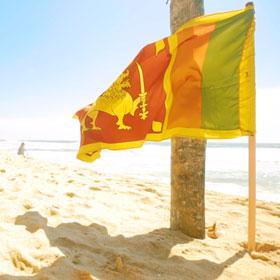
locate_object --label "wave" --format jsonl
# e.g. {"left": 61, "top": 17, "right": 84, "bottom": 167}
{"left": 207, "top": 142, "right": 280, "bottom": 149}
{"left": 0, "top": 139, "right": 280, "bottom": 149}
{"left": 26, "top": 148, "right": 77, "bottom": 152}
{"left": 20, "top": 139, "right": 78, "bottom": 144}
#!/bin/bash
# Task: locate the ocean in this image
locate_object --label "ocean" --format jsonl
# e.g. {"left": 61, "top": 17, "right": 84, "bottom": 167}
{"left": 1, "top": 139, "right": 279, "bottom": 203}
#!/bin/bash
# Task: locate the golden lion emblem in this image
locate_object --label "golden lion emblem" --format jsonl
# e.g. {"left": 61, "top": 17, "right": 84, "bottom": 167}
{"left": 81, "top": 63, "right": 148, "bottom": 131}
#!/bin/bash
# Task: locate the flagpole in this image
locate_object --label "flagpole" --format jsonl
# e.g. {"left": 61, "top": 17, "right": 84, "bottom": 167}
{"left": 248, "top": 134, "right": 256, "bottom": 251}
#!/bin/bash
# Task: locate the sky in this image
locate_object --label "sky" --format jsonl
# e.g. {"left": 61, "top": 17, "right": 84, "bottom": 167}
{"left": 0, "top": 0, "right": 279, "bottom": 141}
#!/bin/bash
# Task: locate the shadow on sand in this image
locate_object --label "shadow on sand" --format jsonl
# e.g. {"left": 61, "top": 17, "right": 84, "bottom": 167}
{"left": 0, "top": 211, "right": 246, "bottom": 280}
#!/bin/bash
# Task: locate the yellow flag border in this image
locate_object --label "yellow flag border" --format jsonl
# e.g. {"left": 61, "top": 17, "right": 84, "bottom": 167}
{"left": 176, "top": 4, "right": 254, "bottom": 33}
{"left": 76, "top": 5, "right": 255, "bottom": 163}
{"left": 77, "top": 127, "right": 252, "bottom": 162}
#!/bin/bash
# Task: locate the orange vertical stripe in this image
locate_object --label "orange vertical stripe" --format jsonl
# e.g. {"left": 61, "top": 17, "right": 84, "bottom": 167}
{"left": 167, "top": 24, "right": 215, "bottom": 129}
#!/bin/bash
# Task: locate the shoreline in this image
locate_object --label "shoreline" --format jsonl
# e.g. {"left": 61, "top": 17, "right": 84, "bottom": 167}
{"left": 0, "top": 151, "right": 279, "bottom": 279}
{"left": 7, "top": 149, "right": 280, "bottom": 204}
{"left": 1, "top": 139, "right": 280, "bottom": 205}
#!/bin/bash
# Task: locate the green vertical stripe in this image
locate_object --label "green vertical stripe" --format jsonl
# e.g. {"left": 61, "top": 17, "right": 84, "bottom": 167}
{"left": 201, "top": 10, "right": 254, "bottom": 130}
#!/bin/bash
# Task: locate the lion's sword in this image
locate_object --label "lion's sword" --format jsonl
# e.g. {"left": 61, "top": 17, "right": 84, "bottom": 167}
{"left": 136, "top": 62, "right": 148, "bottom": 120}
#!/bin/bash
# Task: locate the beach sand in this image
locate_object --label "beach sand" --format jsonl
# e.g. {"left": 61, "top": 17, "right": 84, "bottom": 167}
{"left": 0, "top": 151, "right": 279, "bottom": 280}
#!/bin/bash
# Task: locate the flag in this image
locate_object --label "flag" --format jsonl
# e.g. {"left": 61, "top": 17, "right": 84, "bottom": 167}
{"left": 75, "top": 5, "right": 255, "bottom": 162}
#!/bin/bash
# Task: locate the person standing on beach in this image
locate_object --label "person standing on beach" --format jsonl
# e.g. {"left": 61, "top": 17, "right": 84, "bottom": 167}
{"left": 17, "top": 142, "right": 25, "bottom": 156}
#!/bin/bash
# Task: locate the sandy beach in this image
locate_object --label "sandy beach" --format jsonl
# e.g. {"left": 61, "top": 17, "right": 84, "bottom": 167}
{"left": 0, "top": 151, "right": 279, "bottom": 280}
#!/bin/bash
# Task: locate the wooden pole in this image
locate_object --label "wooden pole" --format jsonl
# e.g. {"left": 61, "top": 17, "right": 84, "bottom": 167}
{"left": 247, "top": 1, "right": 256, "bottom": 251}
{"left": 248, "top": 135, "right": 256, "bottom": 251}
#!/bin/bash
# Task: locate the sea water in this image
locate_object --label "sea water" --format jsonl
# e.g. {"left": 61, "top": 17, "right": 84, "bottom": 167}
{"left": 1, "top": 139, "right": 279, "bottom": 203}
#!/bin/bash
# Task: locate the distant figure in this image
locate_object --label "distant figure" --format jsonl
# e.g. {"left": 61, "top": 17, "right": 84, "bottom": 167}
{"left": 17, "top": 142, "right": 25, "bottom": 156}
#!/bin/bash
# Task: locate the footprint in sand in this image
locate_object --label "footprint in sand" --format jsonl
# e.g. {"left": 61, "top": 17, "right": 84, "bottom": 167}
{"left": 115, "top": 255, "right": 124, "bottom": 272}
{"left": 268, "top": 210, "right": 280, "bottom": 218}
{"left": 48, "top": 208, "right": 59, "bottom": 216}
{"left": 228, "top": 210, "right": 242, "bottom": 217}
{"left": 89, "top": 186, "right": 102, "bottom": 191}
{"left": 10, "top": 250, "right": 40, "bottom": 273}
{"left": 23, "top": 201, "right": 33, "bottom": 210}
{"left": 65, "top": 192, "right": 76, "bottom": 198}
{"left": 72, "top": 254, "right": 81, "bottom": 265}
{"left": 140, "top": 197, "right": 153, "bottom": 204}
{"left": 76, "top": 270, "right": 95, "bottom": 280}
{"left": 143, "top": 187, "right": 161, "bottom": 197}
{"left": 67, "top": 179, "right": 75, "bottom": 184}
{"left": 255, "top": 242, "right": 280, "bottom": 253}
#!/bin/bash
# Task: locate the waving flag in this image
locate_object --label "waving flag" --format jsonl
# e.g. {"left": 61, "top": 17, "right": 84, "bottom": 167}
{"left": 75, "top": 5, "right": 255, "bottom": 162}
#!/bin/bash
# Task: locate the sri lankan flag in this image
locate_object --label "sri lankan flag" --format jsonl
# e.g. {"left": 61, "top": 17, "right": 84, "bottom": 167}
{"left": 75, "top": 5, "right": 255, "bottom": 162}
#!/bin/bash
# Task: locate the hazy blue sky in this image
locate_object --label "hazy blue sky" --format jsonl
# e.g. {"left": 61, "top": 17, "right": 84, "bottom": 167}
{"left": 0, "top": 0, "right": 279, "bottom": 140}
